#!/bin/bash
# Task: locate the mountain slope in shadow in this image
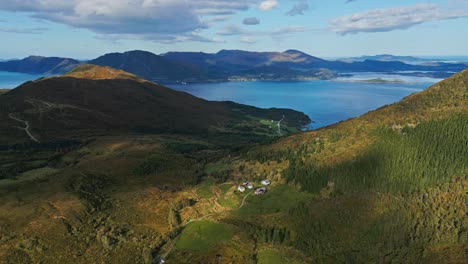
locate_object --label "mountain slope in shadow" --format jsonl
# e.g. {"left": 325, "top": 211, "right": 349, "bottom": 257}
{"left": 0, "top": 64, "right": 310, "bottom": 144}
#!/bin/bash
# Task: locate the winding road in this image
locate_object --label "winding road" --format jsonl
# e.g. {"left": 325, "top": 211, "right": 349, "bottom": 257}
{"left": 277, "top": 115, "right": 285, "bottom": 135}
{"left": 8, "top": 113, "right": 40, "bottom": 143}
{"left": 238, "top": 191, "right": 251, "bottom": 209}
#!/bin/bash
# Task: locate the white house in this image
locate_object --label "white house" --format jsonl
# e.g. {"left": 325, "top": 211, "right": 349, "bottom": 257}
{"left": 246, "top": 183, "right": 254, "bottom": 189}
{"left": 237, "top": 185, "right": 246, "bottom": 192}
{"left": 261, "top": 179, "right": 271, "bottom": 186}
{"left": 255, "top": 187, "right": 267, "bottom": 195}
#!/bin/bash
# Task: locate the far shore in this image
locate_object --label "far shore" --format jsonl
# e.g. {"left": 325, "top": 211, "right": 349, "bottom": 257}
{"left": 333, "top": 78, "right": 414, "bottom": 84}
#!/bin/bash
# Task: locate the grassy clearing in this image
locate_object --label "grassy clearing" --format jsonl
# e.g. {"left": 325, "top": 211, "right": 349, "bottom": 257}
{"left": 218, "top": 184, "right": 239, "bottom": 208}
{"left": 257, "top": 249, "right": 286, "bottom": 264}
{"left": 20, "top": 167, "right": 58, "bottom": 179}
{"left": 196, "top": 178, "right": 214, "bottom": 199}
{"left": 260, "top": 119, "right": 275, "bottom": 126}
{"left": 0, "top": 167, "right": 58, "bottom": 188}
{"left": 235, "top": 185, "right": 313, "bottom": 217}
{"left": 257, "top": 248, "right": 304, "bottom": 264}
{"left": 175, "top": 221, "right": 234, "bottom": 252}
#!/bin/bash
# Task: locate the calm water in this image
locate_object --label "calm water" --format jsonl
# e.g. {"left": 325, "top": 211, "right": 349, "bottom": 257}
{"left": 0, "top": 71, "right": 439, "bottom": 129}
{"left": 169, "top": 77, "right": 438, "bottom": 129}
{"left": 0, "top": 71, "right": 45, "bottom": 88}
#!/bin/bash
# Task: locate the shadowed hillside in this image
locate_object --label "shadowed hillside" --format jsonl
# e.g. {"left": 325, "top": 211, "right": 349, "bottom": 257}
{"left": 89, "top": 50, "right": 218, "bottom": 82}
{"left": 0, "top": 64, "right": 310, "bottom": 144}
{"left": 0, "top": 56, "right": 81, "bottom": 74}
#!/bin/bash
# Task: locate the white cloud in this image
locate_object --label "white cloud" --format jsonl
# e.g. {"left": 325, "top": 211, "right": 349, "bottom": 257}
{"left": 216, "top": 25, "right": 306, "bottom": 44}
{"left": 217, "top": 25, "right": 245, "bottom": 36}
{"left": 240, "top": 36, "right": 257, "bottom": 44}
{"left": 271, "top": 25, "right": 308, "bottom": 35}
{"left": 217, "top": 24, "right": 308, "bottom": 37}
{"left": 330, "top": 3, "right": 468, "bottom": 35}
{"left": 259, "top": 0, "right": 278, "bottom": 11}
{"left": 0, "top": 0, "right": 257, "bottom": 43}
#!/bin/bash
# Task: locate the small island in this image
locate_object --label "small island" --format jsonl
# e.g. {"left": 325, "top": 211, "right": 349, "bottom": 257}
{"left": 358, "top": 78, "right": 406, "bottom": 84}
{"left": 337, "top": 78, "right": 407, "bottom": 84}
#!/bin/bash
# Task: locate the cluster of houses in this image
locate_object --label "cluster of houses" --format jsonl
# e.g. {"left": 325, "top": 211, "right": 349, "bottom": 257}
{"left": 238, "top": 179, "right": 271, "bottom": 195}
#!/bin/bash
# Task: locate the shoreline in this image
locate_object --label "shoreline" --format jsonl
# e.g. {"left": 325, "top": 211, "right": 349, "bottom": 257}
{"left": 0, "top": 69, "right": 452, "bottom": 88}
{"left": 333, "top": 78, "right": 414, "bottom": 84}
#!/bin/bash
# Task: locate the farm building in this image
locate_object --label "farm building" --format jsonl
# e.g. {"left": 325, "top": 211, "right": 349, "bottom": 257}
{"left": 254, "top": 187, "right": 267, "bottom": 195}
{"left": 261, "top": 179, "right": 271, "bottom": 186}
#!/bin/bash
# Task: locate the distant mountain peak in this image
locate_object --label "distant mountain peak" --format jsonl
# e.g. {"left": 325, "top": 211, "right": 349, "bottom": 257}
{"left": 284, "top": 49, "right": 305, "bottom": 54}
{"left": 63, "top": 64, "right": 142, "bottom": 81}
{"left": 122, "top": 50, "right": 157, "bottom": 56}
{"left": 0, "top": 55, "right": 81, "bottom": 74}
{"left": 25, "top": 55, "right": 47, "bottom": 60}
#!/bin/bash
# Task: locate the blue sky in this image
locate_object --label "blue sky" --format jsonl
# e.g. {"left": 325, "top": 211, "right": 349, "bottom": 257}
{"left": 0, "top": 0, "right": 467, "bottom": 59}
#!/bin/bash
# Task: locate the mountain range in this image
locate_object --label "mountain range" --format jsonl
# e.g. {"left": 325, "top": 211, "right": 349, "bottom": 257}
{"left": 0, "top": 56, "right": 80, "bottom": 74}
{"left": 339, "top": 54, "right": 431, "bottom": 64}
{"left": 1, "top": 50, "right": 466, "bottom": 82}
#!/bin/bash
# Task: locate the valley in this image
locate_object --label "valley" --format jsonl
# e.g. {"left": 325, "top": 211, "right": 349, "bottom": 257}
{"left": 1, "top": 1, "right": 467, "bottom": 263}
{"left": 0, "top": 66, "right": 466, "bottom": 263}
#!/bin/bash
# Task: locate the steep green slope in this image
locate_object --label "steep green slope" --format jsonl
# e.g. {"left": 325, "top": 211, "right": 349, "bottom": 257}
{"left": 283, "top": 113, "right": 467, "bottom": 193}
{"left": 214, "top": 70, "right": 467, "bottom": 263}
{"left": 250, "top": 69, "right": 468, "bottom": 166}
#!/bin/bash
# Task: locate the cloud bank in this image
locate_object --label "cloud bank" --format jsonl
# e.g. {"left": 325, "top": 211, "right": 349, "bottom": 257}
{"left": 0, "top": 0, "right": 258, "bottom": 43}
{"left": 259, "top": 0, "right": 279, "bottom": 11}
{"left": 217, "top": 24, "right": 308, "bottom": 37}
{"left": 330, "top": 3, "right": 468, "bottom": 35}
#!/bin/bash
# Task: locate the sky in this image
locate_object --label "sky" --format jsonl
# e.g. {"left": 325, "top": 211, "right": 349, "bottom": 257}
{"left": 0, "top": 0, "right": 467, "bottom": 59}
